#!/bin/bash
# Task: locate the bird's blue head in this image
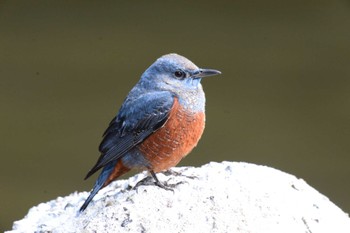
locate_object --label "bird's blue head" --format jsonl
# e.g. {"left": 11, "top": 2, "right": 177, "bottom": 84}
{"left": 140, "top": 53, "right": 221, "bottom": 92}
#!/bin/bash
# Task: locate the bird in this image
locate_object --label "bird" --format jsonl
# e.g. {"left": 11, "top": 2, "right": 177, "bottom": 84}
{"left": 80, "top": 53, "right": 221, "bottom": 212}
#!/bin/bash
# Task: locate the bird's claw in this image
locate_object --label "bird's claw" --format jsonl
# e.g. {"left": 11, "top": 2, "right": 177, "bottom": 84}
{"left": 133, "top": 175, "right": 174, "bottom": 192}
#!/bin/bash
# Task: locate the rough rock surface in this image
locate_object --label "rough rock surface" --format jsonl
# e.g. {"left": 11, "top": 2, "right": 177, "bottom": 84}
{"left": 9, "top": 161, "right": 350, "bottom": 233}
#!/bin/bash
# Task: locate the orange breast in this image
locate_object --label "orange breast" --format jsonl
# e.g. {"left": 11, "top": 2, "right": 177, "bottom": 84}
{"left": 138, "top": 98, "right": 205, "bottom": 172}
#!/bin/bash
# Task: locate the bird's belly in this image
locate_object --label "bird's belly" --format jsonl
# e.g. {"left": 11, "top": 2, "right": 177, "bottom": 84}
{"left": 138, "top": 102, "right": 205, "bottom": 172}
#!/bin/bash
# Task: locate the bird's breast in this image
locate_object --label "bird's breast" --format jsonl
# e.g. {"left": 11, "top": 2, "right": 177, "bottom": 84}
{"left": 138, "top": 98, "right": 205, "bottom": 172}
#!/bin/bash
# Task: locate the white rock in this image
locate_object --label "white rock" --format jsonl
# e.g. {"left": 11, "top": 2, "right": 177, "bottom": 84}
{"left": 8, "top": 162, "right": 350, "bottom": 233}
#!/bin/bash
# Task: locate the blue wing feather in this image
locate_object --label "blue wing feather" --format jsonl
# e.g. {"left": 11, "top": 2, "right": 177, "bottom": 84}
{"left": 84, "top": 91, "right": 175, "bottom": 179}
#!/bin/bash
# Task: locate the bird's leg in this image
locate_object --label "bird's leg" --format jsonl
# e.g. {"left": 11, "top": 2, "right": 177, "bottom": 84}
{"left": 133, "top": 175, "right": 154, "bottom": 190}
{"left": 150, "top": 170, "right": 173, "bottom": 191}
{"left": 133, "top": 170, "right": 173, "bottom": 191}
{"left": 150, "top": 170, "right": 188, "bottom": 190}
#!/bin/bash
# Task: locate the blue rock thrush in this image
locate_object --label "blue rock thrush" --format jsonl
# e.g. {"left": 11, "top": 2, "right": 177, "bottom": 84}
{"left": 80, "top": 53, "right": 221, "bottom": 212}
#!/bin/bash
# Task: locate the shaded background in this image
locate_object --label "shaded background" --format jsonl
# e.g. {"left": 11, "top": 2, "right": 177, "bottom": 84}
{"left": 1, "top": 0, "right": 350, "bottom": 231}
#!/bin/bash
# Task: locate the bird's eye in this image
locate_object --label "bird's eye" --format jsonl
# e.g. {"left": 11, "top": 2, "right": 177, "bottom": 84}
{"left": 174, "top": 70, "right": 186, "bottom": 79}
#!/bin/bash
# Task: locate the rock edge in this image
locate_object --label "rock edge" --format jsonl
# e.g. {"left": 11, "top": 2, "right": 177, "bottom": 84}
{"left": 8, "top": 161, "right": 350, "bottom": 233}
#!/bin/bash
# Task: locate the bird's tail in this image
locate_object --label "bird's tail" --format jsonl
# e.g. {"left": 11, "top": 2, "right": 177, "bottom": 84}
{"left": 79, "top": 159, "right": 130, "bottom": 212}
{"left": 79, "top": 184, "right": 102, "bottom": 212}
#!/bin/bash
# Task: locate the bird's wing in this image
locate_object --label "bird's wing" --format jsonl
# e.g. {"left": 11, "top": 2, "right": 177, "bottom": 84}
{"left": 84, "top": 91, "right": 175, "bottom": 179}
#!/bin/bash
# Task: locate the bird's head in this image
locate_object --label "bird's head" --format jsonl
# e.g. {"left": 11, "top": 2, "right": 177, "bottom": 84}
{"left": 141, "top": 53, "right": 221, "bottom": 91}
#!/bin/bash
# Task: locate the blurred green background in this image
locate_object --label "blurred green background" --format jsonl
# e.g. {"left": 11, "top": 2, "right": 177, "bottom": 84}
{"left": 1, "top": 0, "right": 350, "bottom": 231}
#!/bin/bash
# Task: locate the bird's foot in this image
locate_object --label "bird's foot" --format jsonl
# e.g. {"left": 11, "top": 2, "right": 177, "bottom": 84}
{"left": 153, "top": 179, "right": 175, "bottom": 191}
{"left": 133, "top": 175, "right": 174, "bottom": 191}
{"left": 162, "top": 168, "right": 198, "bottom": 180}
{"left": 133, "top": 176, "right": 156, "bottom": 189}
{"left": 133, "top": 170, "right": 188, "bottom": 191}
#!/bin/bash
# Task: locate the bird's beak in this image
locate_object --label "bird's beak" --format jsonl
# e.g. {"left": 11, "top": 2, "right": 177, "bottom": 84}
{"left": 192, "top": 68, "right": 221, "bottom": 78}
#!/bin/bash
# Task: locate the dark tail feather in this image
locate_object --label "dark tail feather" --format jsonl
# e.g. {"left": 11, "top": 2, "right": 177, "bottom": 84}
{"left": 79, "top": 185, "right": 102, "bottom": 212}
{"left": 84, "top": 164, "right": 101, "bottom": 180}
{"left": 79, "top": 160, "right": 117, "bottom": 212}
